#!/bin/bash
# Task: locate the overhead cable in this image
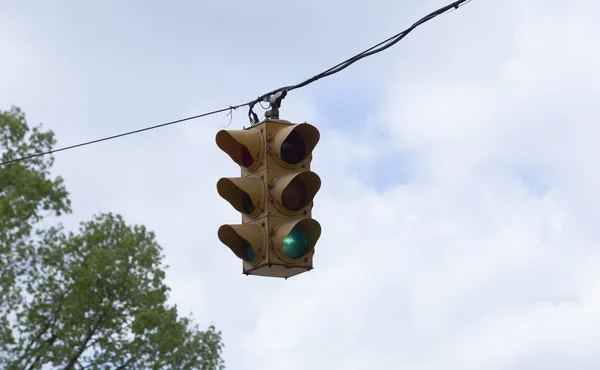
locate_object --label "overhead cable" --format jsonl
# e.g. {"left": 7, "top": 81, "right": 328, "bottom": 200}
{"left": 0, "top": 0, "right": 471, "bottom": 167}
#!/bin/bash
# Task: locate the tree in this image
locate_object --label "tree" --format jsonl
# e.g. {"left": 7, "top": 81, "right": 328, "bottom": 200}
{"left": 0, "top": 106, "right": 71, "bottom": 354}
{"left": 0, "top": 107, "right": 225, "bottom": 369}
{"left": 5, "top": 213, "right": 224, "bottom": 369}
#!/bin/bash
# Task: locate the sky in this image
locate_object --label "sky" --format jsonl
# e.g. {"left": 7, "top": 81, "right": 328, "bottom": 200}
{"left": 1, "top": 0, "right": 600, "bottom": 369}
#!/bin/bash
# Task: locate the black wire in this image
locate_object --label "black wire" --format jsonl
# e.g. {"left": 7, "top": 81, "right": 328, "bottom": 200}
{"left": 247, "top": 0, "right": 471, "bottom": 123}
{"left": 0, "top": 104, "right": 248, "bottom": 166}
{"left": 0, "top": 0, "right": 472, "bottom": 166}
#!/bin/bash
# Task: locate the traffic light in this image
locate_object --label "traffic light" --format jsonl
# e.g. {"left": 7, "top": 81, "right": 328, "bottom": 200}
{"left": 216, "top": 118, "right": 322, "bottom": 278}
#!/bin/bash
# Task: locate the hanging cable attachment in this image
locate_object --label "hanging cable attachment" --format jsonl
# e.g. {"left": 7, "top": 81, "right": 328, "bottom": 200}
{"left": 249, "top": 90, "right": 287, "bottom": 125}
{"left": 264, "top": 90, "right": 287, "bottom": 120}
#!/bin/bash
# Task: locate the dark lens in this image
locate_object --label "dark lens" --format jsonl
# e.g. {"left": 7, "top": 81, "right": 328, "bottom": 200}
{"left": 240, "top": 146, "right": 254, "bottom": 167}
{"left": 281, "top": 178, "right": 308, "bottom": 211}
{"left": 280, "top": 131, "right": 306, "bottom": 164}
{"left": 241, "top": 192, "right": 255, "bottom": 214}
{"left": 242, "top": 240, "right": 256, "bottom": 262}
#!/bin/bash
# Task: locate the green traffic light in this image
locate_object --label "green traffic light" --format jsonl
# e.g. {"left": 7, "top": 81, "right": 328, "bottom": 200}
{"left": 282, "top": 225, "right": 308, "bottom": 259}
{"left": 242, "top": 240, "right": 256, "bottom": 262}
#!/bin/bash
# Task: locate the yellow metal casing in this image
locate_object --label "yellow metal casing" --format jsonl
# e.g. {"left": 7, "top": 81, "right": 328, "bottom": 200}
{"left": 217, "top": 176, "right": 265, "bottom": 219}
{"left": 218, "top": 223, "right": 266, "bottom": 267}
{"left": 216, "top": 128, "right": 264, "bottom": 172}
{"left": 216, "top": 119, "right": 322, "bottom": 278}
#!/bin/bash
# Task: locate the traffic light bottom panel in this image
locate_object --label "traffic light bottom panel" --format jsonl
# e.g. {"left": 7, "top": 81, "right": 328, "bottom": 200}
{"left": 243, "top": 262, "right": 313, "bottom": 279}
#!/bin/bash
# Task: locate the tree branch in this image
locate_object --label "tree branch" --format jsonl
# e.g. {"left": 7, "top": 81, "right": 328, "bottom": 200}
{"left": 115, "top": 354, "right": 138, "bottom": 370}
{"left": 62, "top": 312, "right": 105, "bottom": 370}
{"left": 63, "top": 276, "right": 122, "bottom": 370}
{"left": 18, "top": 320, "right": 52, "bottom": 367}
{"left": 19, "top": 291, "right": 69, "bottom": 369}
{"left": 21, "top": 315, "right": 61, "bottom": 370}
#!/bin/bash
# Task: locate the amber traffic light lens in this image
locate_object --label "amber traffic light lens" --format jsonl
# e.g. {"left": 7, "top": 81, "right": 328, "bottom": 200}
{"left": 242, "top": 240, "right": 256, "bottom": 262}
{"left": 241, "top": 146, "right": 254, "bottom": 167}
{"left": 280, "top": 131, "right": 306, "bottom": 164}
{"left": 240, "top": 192, "right": 256, "bottom": 215}
{"left": 282, "top": 225, "right": 308, "bottom": 259}
{"left": 281, "top": 178, "right": 308, "bottom": 211}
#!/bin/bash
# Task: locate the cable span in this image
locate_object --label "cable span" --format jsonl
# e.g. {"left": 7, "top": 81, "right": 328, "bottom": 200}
{"left": 0, "top": 0, "right": 472, "bottom": 167}
{"left": 246, "top": 0, "right": 471, "bottom": 123}
{"left": 0, "top": 105, "right": 248, "bottom": 166}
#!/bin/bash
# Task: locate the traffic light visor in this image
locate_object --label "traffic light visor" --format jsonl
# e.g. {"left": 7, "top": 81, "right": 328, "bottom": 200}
{"left": 274, "top": 171, "right": 321, "bottom": 213}
{"left": 273, "top": 123, "right": 320, "bottom": 166}
{"left": 217, "top": 176, "right": 264, "bottom": 217}
{"left": 218, "top": 224, "right": 264, "bottom": 263}
{"left": 274, "top": 218, "right": 322, "bottom": 261}
{"left": 216, "top": 129, "right": 263, "bottom": 170}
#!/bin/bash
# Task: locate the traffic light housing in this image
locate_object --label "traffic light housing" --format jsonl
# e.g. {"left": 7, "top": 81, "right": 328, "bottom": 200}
{"left": 216, "top": 118, "right": 322, "bottom": 278}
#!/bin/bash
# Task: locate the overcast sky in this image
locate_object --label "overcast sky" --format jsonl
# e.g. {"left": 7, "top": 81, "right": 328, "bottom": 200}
{"left": 2, "top": 0, "right": 600, "bottom": 369}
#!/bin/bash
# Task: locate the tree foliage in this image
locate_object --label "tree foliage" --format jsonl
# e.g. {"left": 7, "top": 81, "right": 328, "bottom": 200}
{"left": 0, "top": 106, "right": 71, "bottom": 354}
{"left": 5, "top": 214, "right": 224, "bottom": 370}
{"left": 0, "top": 107, "right": 225, "bottom": 369}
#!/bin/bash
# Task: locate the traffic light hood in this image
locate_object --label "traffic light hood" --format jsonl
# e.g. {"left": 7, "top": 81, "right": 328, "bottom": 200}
{"left": 216, "top": 129, "right": 263, "bottom": 170}
{"left": 217, "top": 176, "right": 265, "bottom": 217}
{"left": 218, "top": 224, "right": 264, "bottom": 264}
{"left": 273, "top": 171, "right": 321, "bottom": 214}
{"left": 273, "top": 218, "right": 322, "bottom": 262}
{"left": 272, "top": 123, "right": 320, "bottom": 166}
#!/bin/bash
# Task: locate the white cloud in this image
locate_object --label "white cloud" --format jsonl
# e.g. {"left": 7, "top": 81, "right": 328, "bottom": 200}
{"left": 2, "top": 0, "right": 600, "bottom": 369}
